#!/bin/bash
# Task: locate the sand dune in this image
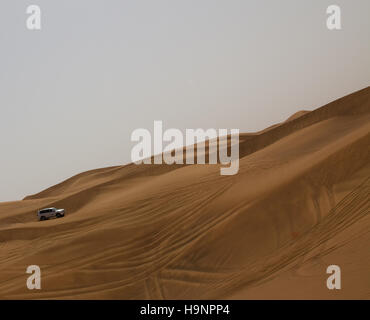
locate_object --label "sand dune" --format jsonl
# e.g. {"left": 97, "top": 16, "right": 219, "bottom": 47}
{"left": 0, "top": 87, "right": 369, "bottom": 299}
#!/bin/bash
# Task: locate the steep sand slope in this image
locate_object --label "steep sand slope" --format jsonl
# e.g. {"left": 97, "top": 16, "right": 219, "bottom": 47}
{"left": 0, "top": 87, "right": 369, "bottom": 299}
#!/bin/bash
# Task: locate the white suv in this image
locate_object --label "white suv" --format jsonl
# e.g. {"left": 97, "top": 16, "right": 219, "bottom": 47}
{"left": 37, "top": 207, "right": 65, "bottom": 221}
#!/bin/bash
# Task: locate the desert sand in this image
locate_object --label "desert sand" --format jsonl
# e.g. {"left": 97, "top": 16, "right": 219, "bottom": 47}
{"left": 0, "top": 87, "right": 369, "bottom": 299}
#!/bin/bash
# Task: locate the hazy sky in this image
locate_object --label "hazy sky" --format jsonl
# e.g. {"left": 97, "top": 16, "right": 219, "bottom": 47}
{"left": 0, "top": 0, "right": 369, "bottom": 202}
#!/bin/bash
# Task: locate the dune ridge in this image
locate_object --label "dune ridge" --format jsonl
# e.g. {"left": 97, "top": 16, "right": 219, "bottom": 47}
{"left": 0, "top": 87, "right": 369, "bottom": 299}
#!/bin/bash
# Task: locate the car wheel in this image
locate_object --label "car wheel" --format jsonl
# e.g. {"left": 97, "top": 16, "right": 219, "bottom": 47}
{"left": 56, "top": 213, "right": 62, "bottom": 218}
{"left": 40, "top": 216, "right": 46, "bottom": 221}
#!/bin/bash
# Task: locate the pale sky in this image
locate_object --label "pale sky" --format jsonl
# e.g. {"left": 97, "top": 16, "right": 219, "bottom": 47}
{"left": 0, "top": 0, "right": 369, "bottom": 202}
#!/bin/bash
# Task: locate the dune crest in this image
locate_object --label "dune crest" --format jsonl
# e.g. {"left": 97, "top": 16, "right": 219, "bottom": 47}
{"left": 285, "top": 110, "right": 310, "bottom": 122}
{"left": 0, "top": 87, "right": 369, "bottom": 299}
